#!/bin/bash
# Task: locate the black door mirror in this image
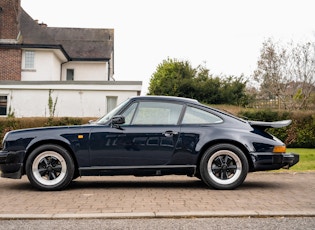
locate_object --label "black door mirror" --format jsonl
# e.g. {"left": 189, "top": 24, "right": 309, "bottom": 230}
{"left": 111, "top": 115, "right": 125, "bottom": 128}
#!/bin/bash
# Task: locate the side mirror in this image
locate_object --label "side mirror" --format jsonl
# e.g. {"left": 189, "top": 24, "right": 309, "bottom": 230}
{"left": 111, "top": 115, "right": 125, "bottom": 128}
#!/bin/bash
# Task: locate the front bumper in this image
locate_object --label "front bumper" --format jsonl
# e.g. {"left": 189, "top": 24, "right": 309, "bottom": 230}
{"left": 0, "top": 150, "right": 25, "bottom": 179}
{"left": 250, "top": 152, "right": 299, "bottom": 171}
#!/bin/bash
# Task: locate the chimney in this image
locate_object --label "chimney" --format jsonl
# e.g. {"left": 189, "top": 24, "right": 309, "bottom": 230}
{"left": 38, "top": 22, "right": 47, "bottom": 28}
{"left": 0, "top": 0, "right": 21, "bottom": 40}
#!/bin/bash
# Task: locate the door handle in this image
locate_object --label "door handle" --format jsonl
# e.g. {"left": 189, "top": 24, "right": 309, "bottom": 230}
{"left": 163, "top": 131, "right": 178, "bottom": 137}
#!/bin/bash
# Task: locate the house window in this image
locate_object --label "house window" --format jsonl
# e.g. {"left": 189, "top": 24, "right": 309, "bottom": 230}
{"left": 0, "top": 96, "right": 7, "bottom": 116}
{"left": 106, "top": 96, "right": 117, "bottom": 113}
{"left": 67, "top": 69, "right": 74, "bottom": 81}
{"left": 24, "top": 51, "right": 35, "bottom": 69}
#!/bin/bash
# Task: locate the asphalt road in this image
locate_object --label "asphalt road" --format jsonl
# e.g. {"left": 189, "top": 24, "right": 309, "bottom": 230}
{"left": 0, "top": 217, "right": 315, "bottom": 230}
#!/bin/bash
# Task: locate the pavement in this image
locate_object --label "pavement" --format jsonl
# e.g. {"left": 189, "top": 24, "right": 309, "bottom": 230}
{"left": 0, "top": 172, "right": 314, "bottom": 219}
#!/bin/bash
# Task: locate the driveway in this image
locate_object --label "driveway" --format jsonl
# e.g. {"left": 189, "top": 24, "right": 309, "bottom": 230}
{"left": 0, "top": 172, "right": 314, "bottom": 219}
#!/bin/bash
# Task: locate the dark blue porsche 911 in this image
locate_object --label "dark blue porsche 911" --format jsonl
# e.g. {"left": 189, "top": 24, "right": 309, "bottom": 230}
{"left": 0, "top": 96, "right": 299, "bottom": 191}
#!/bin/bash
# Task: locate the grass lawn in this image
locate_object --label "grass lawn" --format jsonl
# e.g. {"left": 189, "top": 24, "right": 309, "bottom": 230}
{"left": 286, "top": 148, "right": 315, "bottom": 171}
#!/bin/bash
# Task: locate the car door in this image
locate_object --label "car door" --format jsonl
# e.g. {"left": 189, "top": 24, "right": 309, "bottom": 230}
{"left": 89, "top": 100, "right": 184, "bottom": 167}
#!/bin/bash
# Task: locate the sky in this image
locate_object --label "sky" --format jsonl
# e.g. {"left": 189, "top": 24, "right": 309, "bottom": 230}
{"left": 21, "top": 0, "right": 315, "bottom": 94}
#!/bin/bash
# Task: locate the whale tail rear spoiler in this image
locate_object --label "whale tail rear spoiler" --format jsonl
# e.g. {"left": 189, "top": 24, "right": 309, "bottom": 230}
{"left": 248, "top": 120, "right": 292, "bottom": 130}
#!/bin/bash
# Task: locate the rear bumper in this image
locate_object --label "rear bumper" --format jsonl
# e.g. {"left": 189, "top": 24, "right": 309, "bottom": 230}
{"left": 250, "top": 152, "right": 299, "bottom": 171}
{"left": 0, "top": 150, "right": 25, "bottom": 179}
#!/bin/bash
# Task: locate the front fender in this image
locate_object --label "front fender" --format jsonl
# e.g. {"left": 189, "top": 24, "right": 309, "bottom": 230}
{"left": 25, "top": 135, "right": 73, "bottom": 154}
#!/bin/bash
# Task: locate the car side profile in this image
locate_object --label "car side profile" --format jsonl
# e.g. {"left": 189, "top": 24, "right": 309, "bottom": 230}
{"left": 0, "top": 96, "right": 299, "bottom": 191}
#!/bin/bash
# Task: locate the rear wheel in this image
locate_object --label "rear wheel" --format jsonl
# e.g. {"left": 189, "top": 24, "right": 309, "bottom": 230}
{"left": 200, "top": 144, "right": 248, "bottom": 190}
{"left": 26, "top": 144, "right": 74, "bottom": 191}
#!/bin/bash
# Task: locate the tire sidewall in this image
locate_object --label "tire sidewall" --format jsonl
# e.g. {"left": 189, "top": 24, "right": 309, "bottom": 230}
{"left": 200, "top": 144, "right": 248, "bottom": 190}
{"left": 26, "top": 144, "right": 74, "bottom": 191}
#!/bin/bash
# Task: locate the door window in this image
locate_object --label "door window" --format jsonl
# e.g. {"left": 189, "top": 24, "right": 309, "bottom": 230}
{"left": 124, "top": 101, "right": 183, "bottom": 125}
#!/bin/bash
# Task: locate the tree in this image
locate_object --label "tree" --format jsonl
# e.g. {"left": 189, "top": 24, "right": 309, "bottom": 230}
{"left": 220, "top": 75, "right": 250, "bottom": 106}
{"left": 48, "top": 89, "right": 58, "bottom": 118}
{"left": 253, "top": 39, "right": 315, "bottom": 110}
{"left": 288, "top": 42, "right": 315, "bottom": 109}
{"left": 148, "top": 58, "right": 251, "bottom": 106}
{"left": 253, "top": 39, "right": 288, "bottom": 109}
{"left": 148, "top": 58, "right": 196, "bottom": 96}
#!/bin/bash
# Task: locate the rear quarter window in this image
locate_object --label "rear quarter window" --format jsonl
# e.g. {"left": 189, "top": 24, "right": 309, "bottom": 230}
{"left": 182, "top": 106, "right": 223, "bottom": 124}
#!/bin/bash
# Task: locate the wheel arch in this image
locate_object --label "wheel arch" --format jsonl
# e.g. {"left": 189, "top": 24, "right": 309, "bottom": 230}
{"left": 23, "top": 140, "right": 79, "bottom": 177}
{"left": 196, "top": 139, "right": 254, "bottom": 173}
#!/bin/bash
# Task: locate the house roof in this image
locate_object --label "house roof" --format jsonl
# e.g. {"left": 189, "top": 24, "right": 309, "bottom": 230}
{"left": 19, "top": 9, "right": 114, "bottom": 61}
{"left": 46, "top": 27, "right": 113, "bottom": 60}
{"left": 19, "top": 9, "right": 56, "bottom": 45}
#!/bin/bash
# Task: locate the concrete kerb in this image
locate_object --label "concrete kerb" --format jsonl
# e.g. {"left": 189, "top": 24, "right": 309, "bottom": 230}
{"left": 0, "top": 211, "right": 315, "bottom": 220}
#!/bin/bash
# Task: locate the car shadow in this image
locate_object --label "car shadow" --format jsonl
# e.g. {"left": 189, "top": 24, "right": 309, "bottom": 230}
{"left": 66, "top": 178, "right": 288, "bottom": 191}
{"left": 67, "top": 178, "right": 208, "bottom": 190}
{"left": 240, "top": 180, "right": 284, "bottom": 189}
{"left": 2, "top": 177, "right": 288, "bottom": 191}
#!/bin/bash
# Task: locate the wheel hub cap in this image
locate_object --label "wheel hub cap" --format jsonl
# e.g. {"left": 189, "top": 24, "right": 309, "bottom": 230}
{"left": 32, "top": 151, "right": 67, "bottom": 186}
{"left": 207, "top": 150, "right": 242, "bottom": 185}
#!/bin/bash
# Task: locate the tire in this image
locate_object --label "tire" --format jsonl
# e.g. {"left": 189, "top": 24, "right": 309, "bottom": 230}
{"left": 25, "top": 144, "right": 75, "bottom": 191}
{"left": 200, "top": 144, "right": 248, "bottom": 190}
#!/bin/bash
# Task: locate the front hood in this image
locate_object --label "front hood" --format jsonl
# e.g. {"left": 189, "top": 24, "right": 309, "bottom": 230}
{"left": 6, "top": 127, "right": 59, "bottom": 137}
{"left": 248, "top": 120, "right": 292, "bottom": 130}
{"left": 3, "top": 125, "right": 90, "bottom": 151}
{"left": 4, "top": 125, "right": 87, "bottom": 142}
{"left": 7, "top": 125, "right": 84, "bottom": 134}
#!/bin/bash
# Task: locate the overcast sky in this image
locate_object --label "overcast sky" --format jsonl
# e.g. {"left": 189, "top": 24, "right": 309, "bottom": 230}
{"left": 21, "top": 0, "right": 315, "bottom": 94}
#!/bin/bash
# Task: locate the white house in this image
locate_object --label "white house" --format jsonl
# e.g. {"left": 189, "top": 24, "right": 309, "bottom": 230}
{"left": 0, "top": 0, "right": 142, "bottom": 117}
{"left": 0, "top": 81, "right": 142, "bottom": 117}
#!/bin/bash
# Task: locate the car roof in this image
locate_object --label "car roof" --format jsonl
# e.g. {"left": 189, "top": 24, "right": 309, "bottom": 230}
{"left": 130, "top": 96, "right": 199, "bottom": 104}
{"left": 129, "top": 96, "right": 247, "bottom": 124}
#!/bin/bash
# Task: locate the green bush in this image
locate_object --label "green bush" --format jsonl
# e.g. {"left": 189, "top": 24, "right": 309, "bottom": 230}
{"left": 45, "top": 117, "right": 84, "bottom": 126}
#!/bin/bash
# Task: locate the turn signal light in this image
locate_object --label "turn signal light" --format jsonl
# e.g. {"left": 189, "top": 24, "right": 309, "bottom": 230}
{"left": 273, "top": 145, "right": 286, "bottom": 153}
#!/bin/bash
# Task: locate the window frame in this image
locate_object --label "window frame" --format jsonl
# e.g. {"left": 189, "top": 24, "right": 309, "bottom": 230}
{"left": 24, "top": 50, "right": 35, "bottom": 70}
{"left": 106, "top": 96, "right": 118, "bottom": 114}
{"left": 0, "top": 95, "right": 8, "bottom": 116}
{"left": 66, "top": 69, "right": 74, "bottom": 81}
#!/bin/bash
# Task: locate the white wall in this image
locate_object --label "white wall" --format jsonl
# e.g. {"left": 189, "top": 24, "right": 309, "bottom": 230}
{"left": 2, "top": 49, "right": 141, "bottom": 118}
{"left": 0, "top": 82, "right": 142, "bottom": 117}
{"left": 21, "top": 49, "right": 109, "bottom": 82}
{"left": 8, "top": 90, "right": 132, "bottom": 117}
{"left": 21, "top": 50, "right": 62, "bottom": 81}
{"left": 62, "top": 62, "right": 108, "bottom": 81}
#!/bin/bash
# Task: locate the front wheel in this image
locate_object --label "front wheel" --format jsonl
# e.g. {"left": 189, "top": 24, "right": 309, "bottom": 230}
{"left": 200, "top": 144, "right": 248, "bottom": 190}
{"left": 25, "top": 144, "right": 75, "bottom": 191}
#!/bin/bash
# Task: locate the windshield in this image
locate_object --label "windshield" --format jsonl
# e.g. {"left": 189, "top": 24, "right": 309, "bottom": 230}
{"left": 96, "top": 99, "right": 130, "bottom": 124}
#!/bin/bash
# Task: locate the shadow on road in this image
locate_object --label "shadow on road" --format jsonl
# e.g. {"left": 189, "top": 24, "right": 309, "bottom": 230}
{"left": 2, "top": 176, "right": 286, "bottom": 192}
